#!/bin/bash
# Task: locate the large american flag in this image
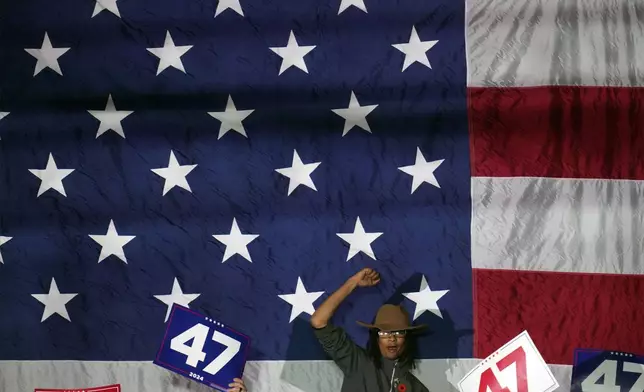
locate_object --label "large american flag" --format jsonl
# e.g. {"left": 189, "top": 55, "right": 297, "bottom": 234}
{"left": 1, "top": 0, "right": 642, "bottom": 391}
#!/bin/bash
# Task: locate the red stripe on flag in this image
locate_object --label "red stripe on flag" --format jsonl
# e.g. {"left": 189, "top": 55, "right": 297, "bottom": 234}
{"left": 473, "top": 268, "right": 644, "bottom": 365}
{"left": 469, "top": 86, "right": 644, "bottom": 179}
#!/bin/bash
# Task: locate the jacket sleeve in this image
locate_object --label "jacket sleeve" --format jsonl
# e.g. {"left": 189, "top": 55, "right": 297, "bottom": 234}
{"left": 312, "top": 322, "right": 367, "bottom": 375}
{"left": 409, "top": 374, "right": 430, "bottom": 392}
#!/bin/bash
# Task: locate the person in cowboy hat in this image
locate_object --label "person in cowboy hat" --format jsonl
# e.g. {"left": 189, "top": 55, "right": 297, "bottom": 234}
{"left": 311, "top": 268, "right": 429, "bottom": 392}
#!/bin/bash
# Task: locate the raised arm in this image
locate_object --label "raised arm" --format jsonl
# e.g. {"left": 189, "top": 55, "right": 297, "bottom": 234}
{"left": 310, "top": 268, "right": 380, "bottom": 328}
{"left": 310, "top": 268, "right": 380, "bottom": 375}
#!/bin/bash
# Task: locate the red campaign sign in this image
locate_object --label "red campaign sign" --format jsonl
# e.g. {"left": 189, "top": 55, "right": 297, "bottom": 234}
{"left": 35, "top": 385, "right": 121, "bottom": 392}
{"left": 458, "top": 331, "right": 558, "bottom": 392}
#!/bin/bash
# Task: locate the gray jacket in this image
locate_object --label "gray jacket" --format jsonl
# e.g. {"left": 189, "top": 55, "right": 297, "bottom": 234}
{"left": 313, "top": 323, "right": 430, "bottom": 392}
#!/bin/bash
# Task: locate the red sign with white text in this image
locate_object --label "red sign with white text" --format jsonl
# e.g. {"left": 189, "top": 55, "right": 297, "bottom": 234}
{"left": 35, "top": 385, "right": 120, "bottom": 392}
{"left": 458, "top": 331, "right": 558, "bottom": 392}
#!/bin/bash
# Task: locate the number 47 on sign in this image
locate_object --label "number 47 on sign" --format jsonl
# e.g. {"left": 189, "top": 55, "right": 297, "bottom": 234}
{"left": 154, "top": 304, "right": 250, "bottom": 391}
{"left": 570, "top": 349, "right": 644, "bottom": 392}
{"left": 458, "top": 331, "right": 559, "bottom": 392}
{"left": 171, "top": 323, "right": 241, "bottom": 376}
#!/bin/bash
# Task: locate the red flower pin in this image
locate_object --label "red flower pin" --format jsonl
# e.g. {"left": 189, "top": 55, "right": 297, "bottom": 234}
{"left": 398, "top": 384, "right": 407, "bottom": 392}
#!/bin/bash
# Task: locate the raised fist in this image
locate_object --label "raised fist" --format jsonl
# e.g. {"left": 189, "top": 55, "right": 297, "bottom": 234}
{"left": 350, "top": 268, "right": 381, "bottom": 288}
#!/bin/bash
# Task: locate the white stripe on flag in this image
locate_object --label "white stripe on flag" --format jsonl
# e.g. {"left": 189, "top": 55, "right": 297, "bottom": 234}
{"left": 0, "top": 359, "right": 573, "bottom": 391}
{"left": 466, "top": 0, "right": 644, "bottom": 87}
{"left": 472, "top": 176, "right": 644, "bottom": 273}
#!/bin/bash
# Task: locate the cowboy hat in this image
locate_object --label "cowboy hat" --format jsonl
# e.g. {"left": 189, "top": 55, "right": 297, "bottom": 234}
{"left": 356, "top": 304, "right": 426, "bottom": 332}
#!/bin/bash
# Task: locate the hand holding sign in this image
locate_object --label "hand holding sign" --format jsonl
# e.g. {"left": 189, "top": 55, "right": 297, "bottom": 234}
{"left": 227, "top": 378, "right": 247, "bottom": 392}
{"left": 458, "top": 331, "right": 558, "bottom": 392}
{"left": 154, "top": 304, "right": 250, "bottom": 391}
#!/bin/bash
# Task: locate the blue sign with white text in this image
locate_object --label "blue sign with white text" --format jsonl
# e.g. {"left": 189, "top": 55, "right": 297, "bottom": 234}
{"left": 571, "top": 349, "right": 644, "bottom": 392}
{"left": 154, "top": 304, "right": 250, "bottom": 391}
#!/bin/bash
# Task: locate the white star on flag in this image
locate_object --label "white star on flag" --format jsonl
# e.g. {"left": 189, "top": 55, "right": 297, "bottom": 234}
{"left": 0, "top": 236, "right": 12, "bottom": 264}
{"left": 154, "top": 278, "right": 201, "bottom": 322}
{"left": 275, "top": 150, "right": 321, "bottom": 196}
{"left": 337, "top": 217, "right": 383, "bottom": 261}
{"left": 338, "top": 0, "right": 367, "bottom": 14}
{"left": 213, "top": 218, "right": 259, "bottom": 263}
{"left": 207, "top": 95, "right": 255, "bottom": 139}
{"left": 278, "top": 277, "right": 324, "bottom": 323}
{"left": 146, "top": 31, "right": 193, "bottom": 75}
{"left": 215, "top": 0, "right": 244, "bottom": 17}
{"left": 403, "top": 275, "right": 449, "bottom": 320}
{"left": 28, "top": 153, "right": 74, "bottom": 197}
{"left": 88, "top": 94, "right": 133, "bottom": 138}
{"left": 32, "top": 278, "right": 78, "bottom": 322}
{"left": 92, "top": 0, "right": 121, "bottom": 18}
{"left": 24, "top": 32, "right": 70, "bottom": 76}
{"left": 151, "top": 151, "right": 197, "bottom": 196}
{"left": 392, "top": 26, "right": 439, "bottom": 71}
{"left": 270, "top": 30, "right": 316, "bottom": 75}
{"left": 89, "top": 220, "right": 136, "bottom": 264}
{"left": 398, "top": 147, "right": 444, "bottom": 193}
{"left": 332, "top": 91, "right": 378, "bottom": 136}
{"left": 0, "top": 112, "right": 9, "bottom": 140}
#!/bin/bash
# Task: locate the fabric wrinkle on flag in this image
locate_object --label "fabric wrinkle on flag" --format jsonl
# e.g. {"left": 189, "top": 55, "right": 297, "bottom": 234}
{"left": 2, "top": 0, "right": 642, "bottom": 390}
{"left": 0, "top": 0, "right": 473, "bottom": 391}
{"left": 467, "top": 0, "right": 644, "bottom": 372}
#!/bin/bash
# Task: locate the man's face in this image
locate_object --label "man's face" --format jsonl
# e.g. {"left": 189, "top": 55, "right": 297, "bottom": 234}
{"left": 377, "top": 330, "right": 406, "bottom": 360}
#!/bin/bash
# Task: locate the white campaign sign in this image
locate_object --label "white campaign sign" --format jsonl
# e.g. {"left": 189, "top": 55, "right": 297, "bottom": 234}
{"left": 458, "top": 331, "right": 558, "bottom": 392}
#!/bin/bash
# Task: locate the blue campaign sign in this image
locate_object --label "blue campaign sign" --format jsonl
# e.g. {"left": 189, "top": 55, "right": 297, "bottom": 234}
{"left": 571, "top": 348, "right": 644, "bottom": 392}
{"left": 154, "top": 304, "right": 250, "bottom": 391}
